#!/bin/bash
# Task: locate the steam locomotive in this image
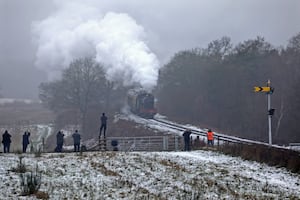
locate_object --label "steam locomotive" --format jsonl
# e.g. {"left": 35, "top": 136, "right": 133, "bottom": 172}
{"left": 127, "top": 89, "right": 157, "bottom": 118}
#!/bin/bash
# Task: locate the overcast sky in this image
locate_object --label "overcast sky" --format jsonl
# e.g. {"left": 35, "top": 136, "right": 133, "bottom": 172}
{"left": 0, "top": 0, "right": 300, "bottom": 99}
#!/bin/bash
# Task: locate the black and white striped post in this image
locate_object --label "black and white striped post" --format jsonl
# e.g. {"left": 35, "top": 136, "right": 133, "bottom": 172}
{"left": 267, "top": 80, "right": 272, "bottom": 145}
{"left": 254, "top": 80, "right": 275, "bottom": 146}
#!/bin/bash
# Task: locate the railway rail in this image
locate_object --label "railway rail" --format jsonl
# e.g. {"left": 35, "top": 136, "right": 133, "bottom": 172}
{"left": 117, "top": 113, "right": 299, "bottom": 151}
{"left": 150, "top": 117, "right": 295, "bottom": 151}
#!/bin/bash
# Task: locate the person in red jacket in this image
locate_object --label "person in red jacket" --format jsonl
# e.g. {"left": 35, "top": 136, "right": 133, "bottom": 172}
{"left": 207, "top": 129, "right": 214, "bottom": 146}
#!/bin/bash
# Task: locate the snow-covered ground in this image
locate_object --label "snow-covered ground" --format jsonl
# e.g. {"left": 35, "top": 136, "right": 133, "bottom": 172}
{"left": 0, "top": 150, "right": 299, "bottom": 199}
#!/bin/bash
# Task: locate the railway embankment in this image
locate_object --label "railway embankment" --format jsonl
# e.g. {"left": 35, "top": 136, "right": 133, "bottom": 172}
{"left": 219, "top": 143, "right": 300, "bottom": 174}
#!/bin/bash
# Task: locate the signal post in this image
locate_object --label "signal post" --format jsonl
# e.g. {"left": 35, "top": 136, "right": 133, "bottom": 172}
{"left": 254, "top": 80, "right": 274, "bottom": 145}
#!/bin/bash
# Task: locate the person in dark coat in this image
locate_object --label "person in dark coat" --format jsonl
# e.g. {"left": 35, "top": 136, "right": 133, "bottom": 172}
{"left": 193, "top": 136, "right": 201, "bottom": 149}
{"left": 72, "top": 130, "right": 81, "bottom": 152}
{"left": 2, "top": 130, "right": 12, "bottom": 153}
{"left": 182, "top": 129, "right": 192, "bottom": 151}
{"left": 22, "top": 131, "right": 30, "bottom": 153}
{"left": 99, "top": 113, "right": 107, "bottom": 138}
{"left": 56, "top": 131, "right": 64, "bottom": 152}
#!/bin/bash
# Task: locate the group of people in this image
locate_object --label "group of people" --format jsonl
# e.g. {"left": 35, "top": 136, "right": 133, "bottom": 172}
{"left": 55, "top": 129, "right": 81, "bottom": 152}
{"left": 1, "top": 130, "right": 30, "bottom": 153}
{"left": 1, "top": 113, "right": 108, "bottom": 153}
{"left": 182, "top": 128, "right": 214, "bottom": 151}
{"left": 55, "top": 112, "right": 107, "bottom": 152}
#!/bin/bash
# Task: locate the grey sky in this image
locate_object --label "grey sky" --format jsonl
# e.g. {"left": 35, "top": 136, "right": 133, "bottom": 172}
{"left": 0, "top": 0, "right": 300, "bottom": 99}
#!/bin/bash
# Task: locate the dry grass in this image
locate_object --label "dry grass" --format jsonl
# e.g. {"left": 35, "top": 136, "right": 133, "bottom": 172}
{"left": 90, "top": 161, "right": 120, "bottom": 176}
{"left": 0, "top": 102, "right": 54, "bottom": 125}
{"left": 35, "top": 191, "right": 50, "bottom": 199}
{"left": 159, "top": 159, "right": 187, "bottom": 172}
{"left": 219, "top": 143, "right": 300, "bottom": 174}
{"left": 108, "top": 119, "right": 167, "bottom": 137}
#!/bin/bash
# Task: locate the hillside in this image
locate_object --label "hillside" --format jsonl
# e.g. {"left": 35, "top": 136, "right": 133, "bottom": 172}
{"left": 0, "top": 151, "right": 299, "bottom": 199}
{"left": 0, "top": 100, "right": 54, "bottom": 125}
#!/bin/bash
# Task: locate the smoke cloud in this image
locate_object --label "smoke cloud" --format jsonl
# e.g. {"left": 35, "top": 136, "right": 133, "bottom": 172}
{"left": 32, "top": 1, "right": 160, "bottom": 91}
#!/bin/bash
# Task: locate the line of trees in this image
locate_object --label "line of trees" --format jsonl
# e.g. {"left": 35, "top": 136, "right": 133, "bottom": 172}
{"left": 157, "top": 33, "right": 300, "bottom": 144}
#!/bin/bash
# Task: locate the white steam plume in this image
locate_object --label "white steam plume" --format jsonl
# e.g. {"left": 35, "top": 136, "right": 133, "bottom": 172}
{"left": 32, "top": 1, "right": 160, "bottom": 91}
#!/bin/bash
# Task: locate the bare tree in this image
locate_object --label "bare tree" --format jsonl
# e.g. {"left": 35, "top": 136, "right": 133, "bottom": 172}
{"left": 39, "top": 57, "right": 122, "bottom": 136}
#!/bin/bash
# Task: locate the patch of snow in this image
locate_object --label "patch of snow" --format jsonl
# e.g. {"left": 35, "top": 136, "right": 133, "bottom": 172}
{"left": 0, "top": 151, "right": 299, "bottom": 199}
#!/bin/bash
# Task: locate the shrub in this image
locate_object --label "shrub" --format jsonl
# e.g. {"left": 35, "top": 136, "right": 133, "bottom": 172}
{"left": 34, "top": 148, "right": 42, "bottom": 158}
{"left": 20, "top": 164, "right": 42, "bottom": 196}
{"left": 11, "top": 156, "right": 26, "bottom": 173}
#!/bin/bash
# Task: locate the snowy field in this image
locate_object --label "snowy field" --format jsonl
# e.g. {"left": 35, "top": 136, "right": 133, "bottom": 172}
{"left": 0, "top": 150, "right": 299, "bottom": 199}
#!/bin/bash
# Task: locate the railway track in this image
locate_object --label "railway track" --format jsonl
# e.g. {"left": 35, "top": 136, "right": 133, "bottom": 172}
{"left": 120, "top": 113, "right": 269, "bottom": 146}
{"left": 150, "top": 117, "right": 292, "bottom": 150}
{"left": 88, "top": 113, "right": 298, "bottom": 152}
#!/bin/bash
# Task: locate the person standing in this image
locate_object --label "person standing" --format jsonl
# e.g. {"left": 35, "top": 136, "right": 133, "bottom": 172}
{"left": 193, "top": 136, "right": 201, "bottom": 149}
{"left": 2, "top": 130, "right": 12, "bottom": 153}
{"left": 183, "top": 129, "right": 192, "bottom": 151}
{"left": 22, "top": 131, "right": 30, "bottom": 153}
{"left": 72, "top": 130, "right": 81, "bottom": 152}
{"left": 207, "top": 129, "right": 214, "bottom": 146}
{"left": 99, "top": 113, "right": 107, "bottom": 138}
{"left": 56, "top": 131, "right": 64, "bottom": 152}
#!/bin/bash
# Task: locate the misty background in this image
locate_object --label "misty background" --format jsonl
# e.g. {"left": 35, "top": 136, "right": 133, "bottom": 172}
{"left": 1, "top": 0, "right": 300, "bottom": 99}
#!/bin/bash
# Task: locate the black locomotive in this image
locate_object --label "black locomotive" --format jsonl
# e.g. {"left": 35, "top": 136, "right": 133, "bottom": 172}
{"left": 127, "top": 89, "right": 157, "bottom": 118}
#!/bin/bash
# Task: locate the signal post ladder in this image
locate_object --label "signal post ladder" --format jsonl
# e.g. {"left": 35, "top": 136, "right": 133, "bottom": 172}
{"left": 98, "top": 137, "right": 107, "bottom": 151}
